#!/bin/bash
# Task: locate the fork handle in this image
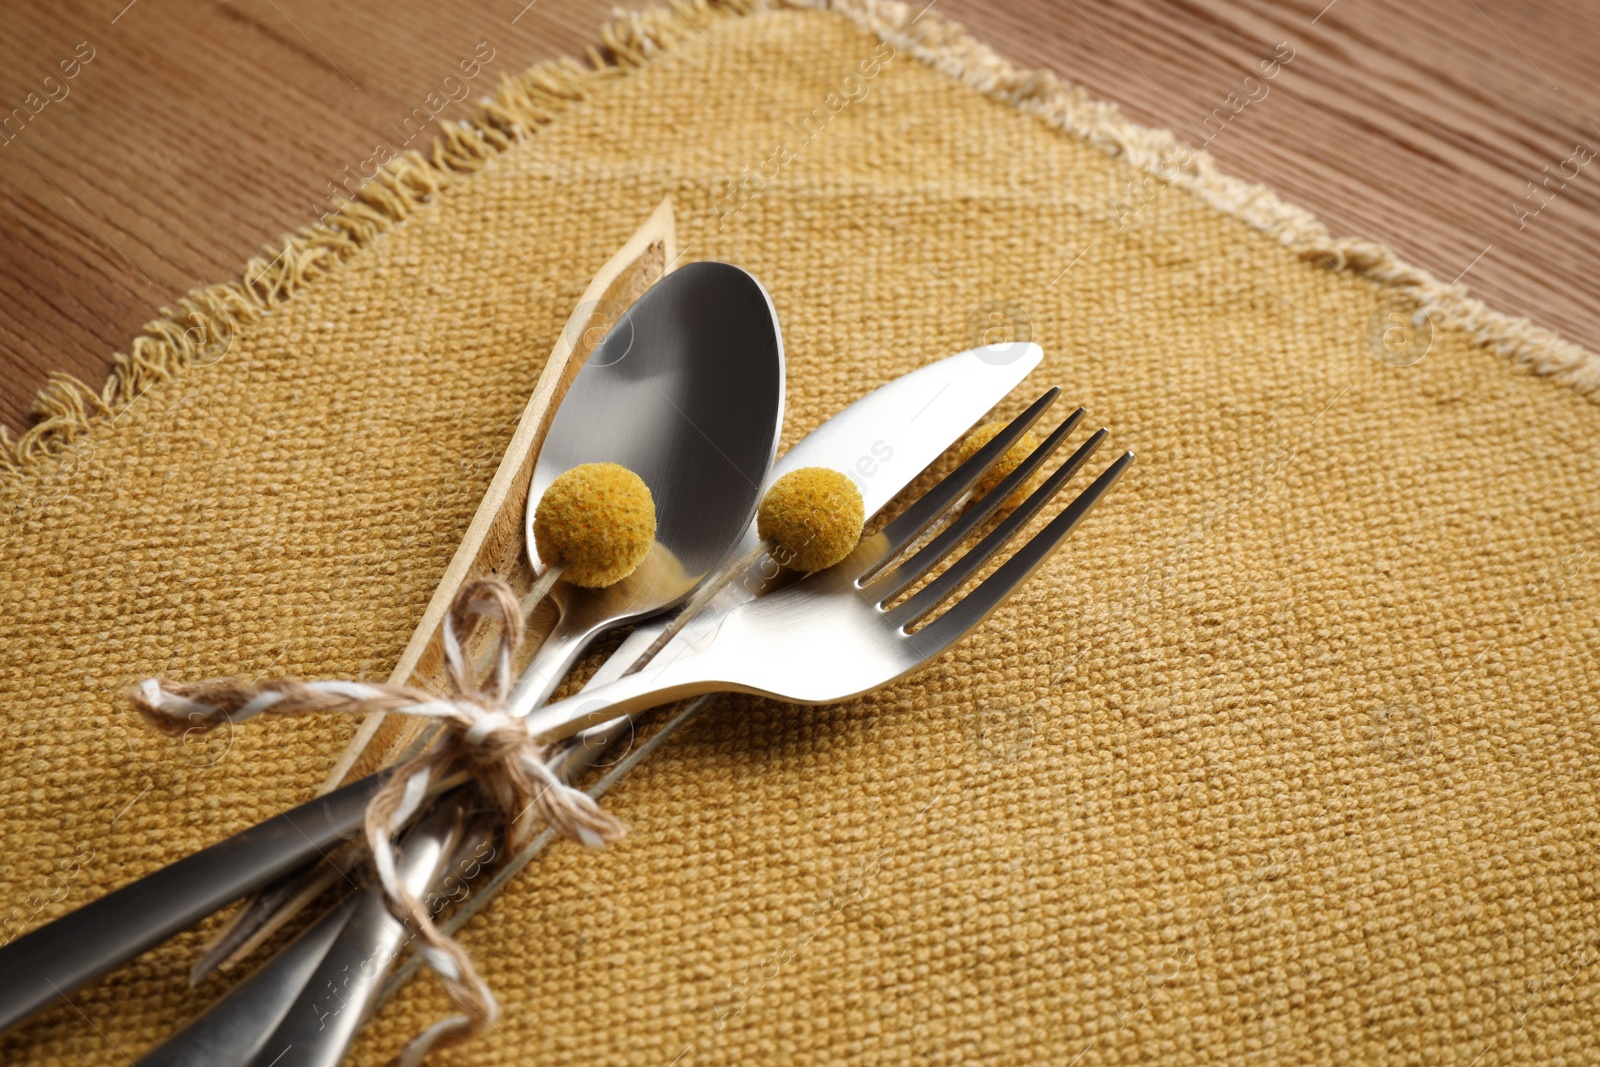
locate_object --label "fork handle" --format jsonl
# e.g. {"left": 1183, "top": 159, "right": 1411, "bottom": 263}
{"left": 245, "top": 802, "right": 478, "bottom": 1067}
{"left": 522, "top": 654, "right": 723, "bottom": 742}
{"left": 133, "top": 894, "right": 361, "bottom": 1066}
{"left": 0, "top": 770, "right": 388, "bottom": 1035}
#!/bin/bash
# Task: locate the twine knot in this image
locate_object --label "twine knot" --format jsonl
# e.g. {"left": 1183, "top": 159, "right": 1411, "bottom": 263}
{"left": 130, "top": 576, "right": 624, "bottom": 1064}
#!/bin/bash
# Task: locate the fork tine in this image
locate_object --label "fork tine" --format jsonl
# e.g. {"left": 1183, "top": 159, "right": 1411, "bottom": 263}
{"left": 866, "top": 408, "right": 1085, "bottom": 604}
{"left": 863, "top": 387, "right": 1060, "bottom": 574}
{"left": 887, "top": 427, "right": 1109, "bottom": 625}
{"left": 905, "top": 451, "right": 1134, "bottom": 652}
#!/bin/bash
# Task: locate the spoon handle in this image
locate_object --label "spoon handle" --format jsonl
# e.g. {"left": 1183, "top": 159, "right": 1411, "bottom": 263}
{"left": 243, "top": 803, "right": 475, "bottom": 1067}
{"left": 501, "top": 612, "right": 597, "bottom": 720}
{"left": 132, "top": 894, "right": 361, "bottom": 1067}
{"left": 226, "top": 612, "right": 605, "bottom": 1062}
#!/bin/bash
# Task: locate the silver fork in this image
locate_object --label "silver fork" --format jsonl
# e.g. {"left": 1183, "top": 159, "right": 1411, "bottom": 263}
{"left": 134, "top": 371, "right": 1062, "bottom": 1067}
{"left": 210, "top": 391, "right": 1129, "bottom": 1067}
{"left": 521, "top": 393, "right": 1134, "bottom": 744}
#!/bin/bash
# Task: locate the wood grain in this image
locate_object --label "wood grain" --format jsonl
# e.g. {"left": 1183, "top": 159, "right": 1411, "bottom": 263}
{"left": 1, "top": 0, "right": 1596, "bottom": 434}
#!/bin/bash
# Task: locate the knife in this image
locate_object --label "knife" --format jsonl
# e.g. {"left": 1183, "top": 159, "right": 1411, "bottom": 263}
{"left": 406, "top": 340, "right": 1048, "bottom": 938}
{"left": 0, "top": 342, "right": 1041, "bottom": 1040}
{"left": 227, "top": 340, "right": 1045, "bottom": 1066}
{"left": 559, "top": 339, "right": 1046, "bottom": 766}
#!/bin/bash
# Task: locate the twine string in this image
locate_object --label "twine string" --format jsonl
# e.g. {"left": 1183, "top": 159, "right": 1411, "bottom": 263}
{"left": 130, "top": 576, "right": 625, "bottom": 1064}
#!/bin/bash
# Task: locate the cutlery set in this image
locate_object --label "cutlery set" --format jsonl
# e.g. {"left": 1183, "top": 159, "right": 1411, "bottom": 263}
{"left": 0, "top": 203, "right": 1132, "bottom": 1064}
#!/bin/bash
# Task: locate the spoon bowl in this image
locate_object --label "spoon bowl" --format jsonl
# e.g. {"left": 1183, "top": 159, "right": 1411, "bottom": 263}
{"left": 198, "top": 261, "right": 786, "bottom": 1067}
{"left": 509, "top": 260, "right": 785, "bottom": 711}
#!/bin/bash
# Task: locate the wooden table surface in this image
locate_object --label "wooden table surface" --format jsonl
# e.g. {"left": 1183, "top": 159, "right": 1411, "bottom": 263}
{"left": 2, "top": 0, "right": 1596, "bottom": 435}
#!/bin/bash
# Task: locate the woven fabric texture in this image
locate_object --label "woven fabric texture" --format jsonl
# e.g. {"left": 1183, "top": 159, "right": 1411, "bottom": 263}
{"left": 3, "top": 4, "right": 1598, "bottom": 1064}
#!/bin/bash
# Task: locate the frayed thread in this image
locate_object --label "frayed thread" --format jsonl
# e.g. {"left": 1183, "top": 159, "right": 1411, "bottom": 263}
{"left": 6, "top": 0, "right": 1595, "bottom": 486}
{"left": 800, "top": 0, "right": 1600, "bottom": 395}
{"left": 132, "top": 577, "right": 624, "bottom": 1064}
{"left": 0, "top": 0, "right": 748, "bottom": 484}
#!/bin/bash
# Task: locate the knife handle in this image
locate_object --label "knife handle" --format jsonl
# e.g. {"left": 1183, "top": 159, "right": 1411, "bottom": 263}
{"left": 0, "top": 770, "right": 388, "bottom": 1035}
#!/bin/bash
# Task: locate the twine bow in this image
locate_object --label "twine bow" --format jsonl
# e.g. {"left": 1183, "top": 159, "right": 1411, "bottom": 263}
{"left": 131, "top": 576, "right": 624, "bottom": 1064}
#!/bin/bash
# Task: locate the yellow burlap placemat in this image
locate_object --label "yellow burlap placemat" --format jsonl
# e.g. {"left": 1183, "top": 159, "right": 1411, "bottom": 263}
{"left": 4, "top": 1, "right": 1598, "bottom": 1063}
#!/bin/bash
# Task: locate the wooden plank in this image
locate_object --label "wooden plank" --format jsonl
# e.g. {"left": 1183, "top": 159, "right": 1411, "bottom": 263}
{"left": 0, "top": 0, "right": 1596, "bottom": 435}
{"left": 933, "top": 0, "right": 1600, "bottom": 359}
{"left": 179, "top": 197, "right": 674, "bottom": 973}
{"left": 320, "top": 196, "right": 676, "bottom": 788}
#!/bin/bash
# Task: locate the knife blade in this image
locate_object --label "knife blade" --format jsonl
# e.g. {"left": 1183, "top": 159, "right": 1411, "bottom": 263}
{"left": 0, "top": 342, "right": 1041, "bottom": 1042}
{"left": 371, "top": 340, "right": 1044, "bottom": 1002}
{"left": 556, "top": 340, "right": 1044, "bottom": 767}
{"left": 238, "top": 341, "right": 1046, "bottom": 1067}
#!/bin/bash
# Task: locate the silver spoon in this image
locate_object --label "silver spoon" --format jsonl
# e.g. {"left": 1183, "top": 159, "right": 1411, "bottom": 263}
{"left": 0, "top": 263, "right": 786, "bottom": 1041}
{"left": 223, "top": 261, "right": 785, "bottom": 1067}
{"left": 508, "top": 259, "right": 785, "bottom": 711}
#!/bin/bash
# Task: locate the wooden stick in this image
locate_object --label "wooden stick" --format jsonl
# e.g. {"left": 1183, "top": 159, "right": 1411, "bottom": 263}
{"left": 196, "top": 199, "right": 677, "bottom": 975}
